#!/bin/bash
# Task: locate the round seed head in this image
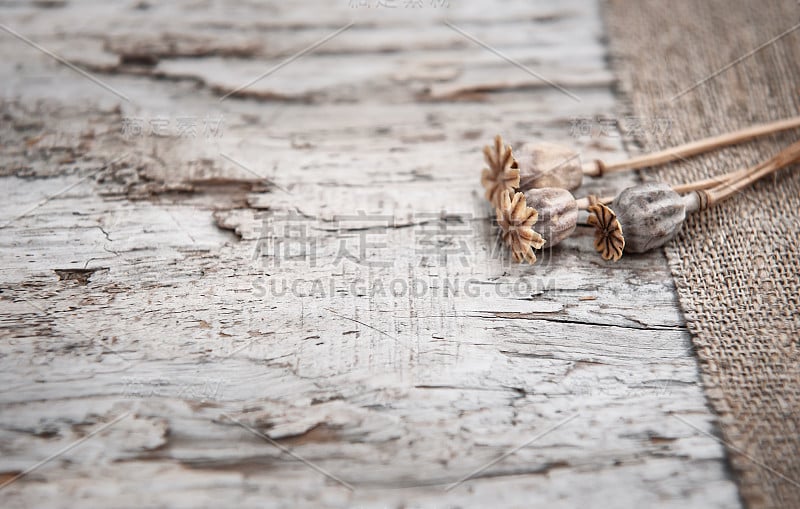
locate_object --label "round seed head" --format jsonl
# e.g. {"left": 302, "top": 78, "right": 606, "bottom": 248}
{"left": 523, "top": 188, "right": 578, "bottom": 247}
{"left": 516, "top": 141, "right": 583, "bottom": 192}
{"left": 614, "top": 182, "right": 686, "bottom": 253}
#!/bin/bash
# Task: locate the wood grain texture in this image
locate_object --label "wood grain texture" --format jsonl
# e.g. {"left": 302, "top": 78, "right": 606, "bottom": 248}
{"left": 0, "top": 1, "right": 740, "bottom": 507}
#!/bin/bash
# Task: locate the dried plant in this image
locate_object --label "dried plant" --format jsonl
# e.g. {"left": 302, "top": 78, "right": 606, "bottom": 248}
{"left": 495, "top": 190, "right": 545, "bottom": 264}
{"left": 481, "top": 135, "right": 520, "bottom": 209}
{"left": 587, "top": 196, "right": 625, "bottom": 262}
{"left": 516, "top": 142, "right": 583, "bottom": 192}
{"left": 613, "top": 183, "right": 686, "bottom": 253}
{"left": 587, "top": 139, "right": 800, "bottom": 258}
{"left": 523, "top": 187, "right": 578, "bottom": 246}
{"left": 479, "top": 131, "right": 800, "bottom": 265}
{"left": 513, "top": 116, "right": 800, "bottom": 191}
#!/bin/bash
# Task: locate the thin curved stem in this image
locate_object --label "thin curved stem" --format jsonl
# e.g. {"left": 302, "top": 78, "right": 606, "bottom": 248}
{"left": 705, "top": 139, "right": 800, "bottom": 206}
{"left": 575, "top": 195, "right": 613, "bottom": 210}
{"left": 575, "top": 139, "right": 800, "bottom": 210}
{"left": 672, "top": 168, "right": 749, "bottom": 194}
{"left": 582, "top": 116, "right": 800, "bottom": 176}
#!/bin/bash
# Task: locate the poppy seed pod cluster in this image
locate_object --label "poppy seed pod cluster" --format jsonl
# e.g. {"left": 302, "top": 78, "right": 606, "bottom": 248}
{"left": 480, "top": 129, "right": 800, "bottom": 265}
{"left": 516, "top": 115, "right": 800, "bottom": 194}
{"left": 588, "top": 140, "right": 800, "bottom": 260}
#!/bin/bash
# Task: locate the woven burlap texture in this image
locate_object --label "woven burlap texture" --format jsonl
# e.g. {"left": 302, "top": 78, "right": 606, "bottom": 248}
{"left": 605, "top": 0, "right": 800, "bottom": 507}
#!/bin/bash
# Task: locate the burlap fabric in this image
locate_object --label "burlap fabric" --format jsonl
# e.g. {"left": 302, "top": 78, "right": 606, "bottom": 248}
{"left": 604, "top": 1, "right": 800, "bottom": 507}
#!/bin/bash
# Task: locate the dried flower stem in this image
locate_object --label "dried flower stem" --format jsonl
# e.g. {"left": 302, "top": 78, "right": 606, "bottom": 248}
{"left": 703, "top": 138, "right": 800, "bottom": 207}
{"left": 573, "top": 141, "right": 800, "bottom": 210}
{"left": 671, "top": 173, "right": 743, "bottom": 194}
{"left": 575, "top": 195, "right": 611, "bottom": 209}
{"left": 583, "top": 138, "right": 800, "bottom": 260}
{"left": 582, "top": 116, "right": 800, "bottom": 176}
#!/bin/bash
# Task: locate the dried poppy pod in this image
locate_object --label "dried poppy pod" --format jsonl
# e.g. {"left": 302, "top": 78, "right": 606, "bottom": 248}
{"left": 495, "top": 190, "right": 545, "bottom": 264}
{"left": 523, "top": 187, "right": 578, "bottom": 246}
{"left": 586, "top": 198, "right": 624, "bottom": 261}
{"left": 515, "top": 142, "right": 587, "bottom": 192}
{"left": 481, "top": 135, "right": 520, "bottom": 209}
{"left": 612, "top": 183, "right": 687, "bottom": 253}
{"left": 588, "top": 137, "right": 800, "bottom": 258}
{"left": 512, "top": 116, "right": 800, "bottom": 192}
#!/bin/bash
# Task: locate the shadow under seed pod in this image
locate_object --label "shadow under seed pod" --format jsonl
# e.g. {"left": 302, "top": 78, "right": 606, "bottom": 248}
{"left": 523, "top": 188, "right": 578, "bottom": 247}
{"left": 516, "top": 142, "right": 584, "bottom": 192}
{"left": 613, "top": 182, "right": 687, "bottom": 253}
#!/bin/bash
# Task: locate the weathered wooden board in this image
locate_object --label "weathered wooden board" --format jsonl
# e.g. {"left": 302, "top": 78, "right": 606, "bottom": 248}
{"left": 0, "top": 0, "right": 741, "bottom": 507}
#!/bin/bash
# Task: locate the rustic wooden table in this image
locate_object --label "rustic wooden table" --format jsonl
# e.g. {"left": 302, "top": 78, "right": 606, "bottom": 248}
{"left": 0, "top": 1, "right": 742, "bottom": 507}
